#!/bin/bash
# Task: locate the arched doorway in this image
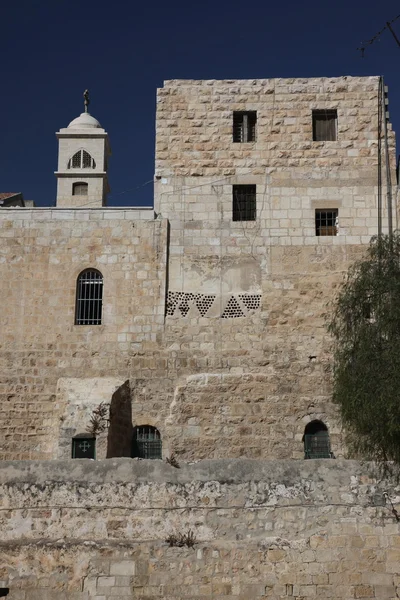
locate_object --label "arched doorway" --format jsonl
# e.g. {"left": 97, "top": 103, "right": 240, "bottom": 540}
{"left": 303, "top": 420, "right": 332, "bottom": 459}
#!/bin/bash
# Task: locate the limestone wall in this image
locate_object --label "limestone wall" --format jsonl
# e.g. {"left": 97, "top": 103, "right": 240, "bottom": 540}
{"left": 0, "top": 209, "right": 167, "bottom": 460}
{"left": 154, "top": 76, "right": 395, "bottom": 301}
{"left": 1, "top": 459, "right": 400, "bottom": 599}
{"left": 0, "top": 206, "right": 350, "bottom": 462}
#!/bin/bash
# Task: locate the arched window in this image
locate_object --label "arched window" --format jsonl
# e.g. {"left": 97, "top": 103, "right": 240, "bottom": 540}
{"left": 303, "top": 420, "right": 332, "bottom": 459}
{"left": 75, "top": 269, "right": 103, "bottom": 325}
{"left": 72, "top": 182, "right": 88, "bottom": 196}
{"left": 68, "top": 150, "right": 96, "bottom": 169}
{"left": 132, "top": 425, "right": 162, "bottom": 459}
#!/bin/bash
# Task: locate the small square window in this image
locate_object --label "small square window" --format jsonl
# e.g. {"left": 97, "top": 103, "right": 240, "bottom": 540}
{"left": 312, "top": 110, "right": 337, "bottom": 141}
{"left": 73, "top": 182, "right": 88, "bottom": 196}
{"left": 233, "top": 185, "right": 256, "bottom": 221}
{"left": 233, "top": 111, "right": 257, "bottom": 142}
{"left": 72, "top": 436, "right": 96, "bottom": 459}
{"left": 315, "top": 209, "right": 338, "bottom": 236}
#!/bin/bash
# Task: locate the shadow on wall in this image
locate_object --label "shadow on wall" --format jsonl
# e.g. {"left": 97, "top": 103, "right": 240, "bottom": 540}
{"left": 106, "top": 380, "right": 133, "bottom": 458}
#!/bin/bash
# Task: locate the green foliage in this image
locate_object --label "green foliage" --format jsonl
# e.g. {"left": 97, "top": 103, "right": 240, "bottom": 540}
{"left": 87, "top": 402, "right": 108, "bottom": 437}
{"left": 328, "top": 233, "right": 400, "bottom": 464}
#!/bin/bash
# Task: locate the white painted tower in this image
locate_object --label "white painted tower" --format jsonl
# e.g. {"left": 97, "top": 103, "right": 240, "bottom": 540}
{"left": 55, "top": 91, "right": 111, "bottom": 208}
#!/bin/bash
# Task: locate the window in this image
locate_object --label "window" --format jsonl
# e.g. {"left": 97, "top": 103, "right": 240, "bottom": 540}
{"left": 75, "top": 269, "right": 103, "bottom": 325}
{"left": 233, "top": 111, "right": 257, "bottom": 142}
{"left": 303, "top": 420, "right": 333, "bottom": 459}
{"left": 72, "top": 182, "right": 88, "bottom": 196}
{"left": 312, "top": 110, "right": 337, "bottom": 141}
{"left": 0, "top": 590, "right": 9, "bottom": 597}
{"left": 315, "top": 209, "right": 338, "bottom": 236}
{"left": 132, "top": 425, "right": 162, "bottom": 459}
{"left": 68, "top": 150, "right": 96, "bottom": 169}
{"left": 72, "top": 434, "right": 96, "bottom": 459}
{"left": 233, "top": 185, "right": 256, "bottom": 221}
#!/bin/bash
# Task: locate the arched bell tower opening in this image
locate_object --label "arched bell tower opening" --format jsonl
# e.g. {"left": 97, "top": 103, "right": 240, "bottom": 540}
{"left": 54, "top": 90, "right": 111, "bottom": 208}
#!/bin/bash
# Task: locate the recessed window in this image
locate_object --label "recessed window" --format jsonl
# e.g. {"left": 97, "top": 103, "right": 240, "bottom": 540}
{"left": 233, "top": 111, "right": 257, "bottom": 142}
{"left": 72, "top": 182, "right": 88, "bottom": 196}
{"left": 0, "top": 590, "right": 9, "bottom": 597}
{"left": 132, "top": 426, "right": 162, "bottom": 459}
{"left": 312, "top": 110, "right": 337, "bottom": 141}
{"left": 233, "top": 185, "right": 256, "bottom": 221}
{"left": 315, "top": 209, "right": 338, "bottom": 236}
{"left": 68, "top": 149, "right": 96, "bottom": 169}
{"left": 75, "top": 269, "right": 103, "bottom": 325}
{"left": 72, "top": 435, "right": 96, "bottom": 459}
{"left": 303, "top": 420, "right": 332, "bottom": 459}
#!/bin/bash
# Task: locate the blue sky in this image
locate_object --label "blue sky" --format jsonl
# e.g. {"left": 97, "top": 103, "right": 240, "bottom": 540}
{"left": 2, "top": 0, "right": 399, "bottom": 207}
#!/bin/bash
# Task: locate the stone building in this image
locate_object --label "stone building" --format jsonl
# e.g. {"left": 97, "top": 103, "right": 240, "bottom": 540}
{"left": 0, "top": 76, "right": 397, "bottom": 463}
{"left": 1, "top": 76, "right": 400, "bottom": 600}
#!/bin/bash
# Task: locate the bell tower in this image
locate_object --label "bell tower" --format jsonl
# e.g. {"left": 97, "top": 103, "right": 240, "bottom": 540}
{"left": 55, "top": 90, "right": 111, "bottom": 208}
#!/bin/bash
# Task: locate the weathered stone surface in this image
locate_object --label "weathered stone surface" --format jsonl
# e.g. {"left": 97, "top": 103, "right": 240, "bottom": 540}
{"left": 1, "top": 459, "right": 400, "bottom": 598}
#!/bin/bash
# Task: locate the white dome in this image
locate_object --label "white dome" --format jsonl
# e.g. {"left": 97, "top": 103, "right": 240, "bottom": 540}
{"left": 68, "top": 112, "right": 101, "bottom": 129}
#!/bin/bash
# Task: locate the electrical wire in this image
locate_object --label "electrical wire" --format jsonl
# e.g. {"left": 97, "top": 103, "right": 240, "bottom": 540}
{"left": 357, "top": 14, "right": 400, "bottom": 56}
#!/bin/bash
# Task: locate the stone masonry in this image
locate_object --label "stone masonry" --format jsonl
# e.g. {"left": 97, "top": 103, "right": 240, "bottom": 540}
{"left": 1, "top": 459, "right": 400, "bottom": 599}
{"left": 0, "top": 76, "right": 398, "bottom": 462}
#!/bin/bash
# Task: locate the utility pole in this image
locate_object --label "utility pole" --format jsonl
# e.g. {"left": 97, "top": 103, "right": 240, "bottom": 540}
{"left": 357, "top": 15, "right": 399, "bottom": 237}
{"left": 357, "top": 14, "right": 400, "bottom": 56}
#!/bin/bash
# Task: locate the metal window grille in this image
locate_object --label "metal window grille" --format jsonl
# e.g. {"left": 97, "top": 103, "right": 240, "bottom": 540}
{"left": 69, "top": 150, "right": 96, "bottom": 169}
{"left": 72, "top": 436, "right": 96, "bottom": 459}
{"left": 75, "top": 269, "right": 103, "bottom": 325}
{"left": 233, "top": 185, "right": 256, "bottom": 221}
{"left": 72, "top": 182, "right": 88, "bottom": 196}
{"left": 133, "top": 426, "right": 162, "bottom": 459}
{"left": 82, "top": 150, "right": 93, "bottom": 168}
{"left": 304, "top": 433, "right": 332, "bottom": 459}
{"left": 312, "top": 110, "right": 337, "bottom": 141}
{"left": 315, "top": 209, "right": 338, "bottom": 236}
{"left": 233, "top": 111, "right": 257, "bottom": 142}
{"left": 71, "top": 151, "right": 82, "bottom": 168}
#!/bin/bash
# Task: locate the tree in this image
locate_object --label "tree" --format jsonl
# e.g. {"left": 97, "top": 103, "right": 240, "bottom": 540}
{"left": 328, "top": 233, "right": 400, "bottom": 464}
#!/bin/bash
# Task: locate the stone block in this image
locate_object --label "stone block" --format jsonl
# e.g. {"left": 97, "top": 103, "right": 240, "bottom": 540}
{"left": 97, "top": 577, "right": 116, "bottom": 588}
{"left": 110, "top": 562, "right": 136, "bottom": 576}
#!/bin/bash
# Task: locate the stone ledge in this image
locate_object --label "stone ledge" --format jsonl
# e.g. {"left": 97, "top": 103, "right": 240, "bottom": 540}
{"left": 0, "top": 457, "right": 380, "bottom": 485}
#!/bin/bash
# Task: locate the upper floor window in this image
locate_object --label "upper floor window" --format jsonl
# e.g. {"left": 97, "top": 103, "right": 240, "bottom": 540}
{"left": 68, "top": 149, "right": 96, "bottom": 169}
{"left": 75, "top": 269, "right": 103, "bottom": 325}
{"left": 72, "top": 182, "right": 88, "bottom": 196}
{"left": 315, "top": 209, "right": 338, "bottom": 236}
{"left": 233, "top": 111, "right": 257, "bottom": 142}
{"left": 233, "top": 185, "right": 256, "bottom": 221}
{"left": 312, "top": 110, "right": 337, "bottom": 141}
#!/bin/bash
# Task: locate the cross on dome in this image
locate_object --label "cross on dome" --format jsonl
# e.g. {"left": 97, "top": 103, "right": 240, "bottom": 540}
{"left": 67, "top": 90, "right": 101, "bottom": 129}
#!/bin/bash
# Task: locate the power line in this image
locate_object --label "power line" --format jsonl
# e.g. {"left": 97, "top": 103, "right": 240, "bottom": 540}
{"left": 108, "top": 178, "right": 153, "bottom": 199}
{"left": 358, "top": 14, "right": 400, "bottom": 56}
